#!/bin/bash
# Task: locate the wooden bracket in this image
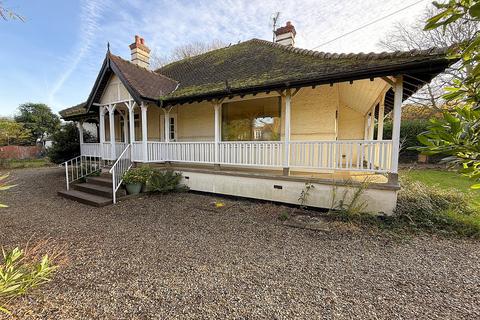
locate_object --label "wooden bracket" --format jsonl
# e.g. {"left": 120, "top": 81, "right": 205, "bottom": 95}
{"left": 381, "top": 76, "right": 396, "bottom": 87}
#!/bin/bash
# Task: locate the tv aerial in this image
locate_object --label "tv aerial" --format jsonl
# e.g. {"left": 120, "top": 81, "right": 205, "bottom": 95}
{"left": 270, "top": 12, "right": 281, "bottom": 42}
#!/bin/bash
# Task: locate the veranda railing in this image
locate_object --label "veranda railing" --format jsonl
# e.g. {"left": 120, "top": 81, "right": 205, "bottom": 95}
{"left": 81, "top": 140, "right": 393, "bottom": 173}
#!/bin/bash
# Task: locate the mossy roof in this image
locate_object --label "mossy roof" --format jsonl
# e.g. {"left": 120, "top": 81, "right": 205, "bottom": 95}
{"left": 157, "top": 38, "right": 450, "bottom": 103}
{"left": 61, "top": 38, "right": 451, "bottom": 119}
{"left": 59, "top": 102, "right": 89, "bottom": 118}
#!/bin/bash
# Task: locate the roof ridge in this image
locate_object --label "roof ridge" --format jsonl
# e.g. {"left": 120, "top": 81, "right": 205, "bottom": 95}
{"left": 109, "top": 52, "right": 178, "bottom": 84}
{"left": 154, "top": 41, "right": 241, "bottom": 73}
{"left": 249, "top": 38, "right": 449, "bottom": 60}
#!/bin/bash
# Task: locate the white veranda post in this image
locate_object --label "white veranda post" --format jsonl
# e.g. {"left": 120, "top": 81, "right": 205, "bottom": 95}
{"left": 391, "top": 76, "right": 403, "bottom": 174}
{"left": 283, "top": 90, "right": 292, "bottom": 174}
{"left": 107, "top": 104, "right": 116, "bottom": 160}
{"left": 120, "top": 110, "right": 129, "bottom": 143}
{"left": 127, "top": 101, "right": 136, "bottom": 143}
{"left": 141, "top": 102, "right": 148, "bottom": 162}
{"left": 214, "top": 102, "right": 222, "bottom": 163}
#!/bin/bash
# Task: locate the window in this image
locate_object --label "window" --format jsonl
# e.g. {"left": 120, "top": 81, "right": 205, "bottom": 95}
{"left": 222, "top": 97, "right": 281, "bottom": 141}
{"left": 169, "top": 116, "right": 176, "bottom": 141}
{"left": 161, "top": 114, "right": 176, "bottom": 141}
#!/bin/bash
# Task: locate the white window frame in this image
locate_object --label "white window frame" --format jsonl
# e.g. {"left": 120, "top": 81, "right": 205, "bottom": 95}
{"left": 160, "top": 113, "right": 177, "bottom": 141}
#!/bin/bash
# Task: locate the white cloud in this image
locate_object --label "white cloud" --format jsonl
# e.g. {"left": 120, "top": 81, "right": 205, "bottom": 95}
{"left": 48, "top": 0, "right": 109, "bottom": 108}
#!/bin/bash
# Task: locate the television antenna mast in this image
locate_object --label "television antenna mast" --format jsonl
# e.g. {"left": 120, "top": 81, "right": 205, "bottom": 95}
{"left": 270, "top": 12, "right": 280, "bottom": 42}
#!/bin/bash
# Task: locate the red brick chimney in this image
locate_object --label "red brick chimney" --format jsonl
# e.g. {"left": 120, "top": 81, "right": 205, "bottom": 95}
{"left": 274, "top": 21, "right": 296, "bottom": 47}
{"left": 129, "top": 35, "right": 151, "bottom": 68}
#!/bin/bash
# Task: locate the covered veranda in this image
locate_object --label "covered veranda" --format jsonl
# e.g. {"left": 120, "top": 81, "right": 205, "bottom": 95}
{"left": 75, "top": 75, "right": 405, "bottom": 184}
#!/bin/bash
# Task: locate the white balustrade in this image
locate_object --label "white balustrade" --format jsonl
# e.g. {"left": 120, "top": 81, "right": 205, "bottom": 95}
{"left": 80, "top": 143, "right": 102, "bottom": 157}
{"left": 219, "top": 141, "right": 283, "bottom": 167}
{"left": 80, "top": 140, "right": 393, "bottom": 173}
{"left": 290, "top": 140, "right": 393, "bottom": 172}
{"left": 147, "top": 142, "right": 215, "bottom": 163}
{"left": 131, "top": 142, "right": 143, "bottom": 162}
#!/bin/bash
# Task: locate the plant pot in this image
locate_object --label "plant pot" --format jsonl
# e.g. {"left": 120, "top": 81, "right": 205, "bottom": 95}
{"left": 141, "top": 183, "right": 150, "bottom": 193}
{"left": 125, "top": 182, "right": 142, "bottom": 195}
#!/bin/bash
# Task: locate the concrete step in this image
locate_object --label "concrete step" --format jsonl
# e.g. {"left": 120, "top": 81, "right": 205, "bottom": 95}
{"left": 101, "top": 166, "right": 113, "bottom": 174}
{"left": 73, "top": 182, "right": 113, "bottom": 198}
{"left": 58, "top": 189, "right": 112, "bottom": 207}
{"left": 86, "top": 176, "right": 113, "bottom": 187}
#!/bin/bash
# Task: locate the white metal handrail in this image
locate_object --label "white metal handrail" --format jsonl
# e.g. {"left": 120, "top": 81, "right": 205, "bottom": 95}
{"left": 62, "top": 155, "right": 104, "bottom": 191}
{"left": 109, "top": 144, "right": 132, "bottom": 204}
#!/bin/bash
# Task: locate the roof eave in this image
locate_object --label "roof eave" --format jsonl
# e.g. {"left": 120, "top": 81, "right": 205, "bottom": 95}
{"left": 160, "top": 57, "right": 453, "bottom": 106}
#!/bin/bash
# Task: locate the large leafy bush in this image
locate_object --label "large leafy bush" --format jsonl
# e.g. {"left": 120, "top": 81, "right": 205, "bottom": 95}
{"left": 47, "top": 123, "right": 93, "bottom": 164}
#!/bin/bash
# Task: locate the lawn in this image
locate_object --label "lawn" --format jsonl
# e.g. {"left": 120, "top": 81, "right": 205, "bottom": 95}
{"left": 401, "top": 168, "right": 480, "bottom": 208}
{"left": 0, "top": 158, "right": 52, "bottom": 169}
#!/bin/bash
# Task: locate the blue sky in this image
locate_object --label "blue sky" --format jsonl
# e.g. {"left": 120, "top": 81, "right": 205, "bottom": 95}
{"left": 0, "top": 0, "right": 431, "bottom": 117}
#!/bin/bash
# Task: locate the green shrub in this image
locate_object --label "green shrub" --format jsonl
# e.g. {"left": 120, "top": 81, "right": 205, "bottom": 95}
{"left": 395, "top": 177, "right": 480, "bottom": 236}
{"left": 330, "top": 179, "right": 370, "bottom": 216}
{"left": 122, "top": 168, "right": 145, "bottom": 185}
{"left": 0, "top": 173, "right": 15, "bottom": 208}
{"left": 396, "top": 177, "right": 475, "bottom": 217}
{"left": 380, "top": 120, "right": 437, "bottom": 163}
{"left": 136, "top": 166, "right": 155, "bottom": 183}
{"left": 278, "top": 212, "right": 289, "bottom": 221}
{"left": 0, "top": 242, "right": 63, "bottom": 315}
{"left": 147, "top": 170, "right": 188, "bottom": 193}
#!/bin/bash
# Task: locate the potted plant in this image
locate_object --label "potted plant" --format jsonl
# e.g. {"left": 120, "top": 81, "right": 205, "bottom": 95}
{"left": 122, "top": 169, "right": 144, "bottom": 195}
{"left": 136, "top": 166, "right": 154, "bottom": 193}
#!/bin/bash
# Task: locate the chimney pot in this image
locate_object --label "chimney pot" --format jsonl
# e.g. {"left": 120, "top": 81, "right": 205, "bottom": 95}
{"left": 274, "top": 21, "right": 296, "bottom": 47}
{"left": 129, "top": 35, "right": 151, "bottom": 68}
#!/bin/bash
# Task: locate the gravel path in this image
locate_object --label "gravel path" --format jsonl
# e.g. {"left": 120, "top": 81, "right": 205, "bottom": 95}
{"left": 1, "top": 167, "right": 479, "bottom": 319}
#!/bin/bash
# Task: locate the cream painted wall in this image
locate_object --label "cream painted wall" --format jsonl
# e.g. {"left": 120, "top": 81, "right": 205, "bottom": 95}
{"left": 173, "top": 102, "right": 215, "bottom": 141}
{"left": 100, "top": 74, "right": 130, "bottom": 104}
{"left": 337, "top": 104, "right": 365, "bottom": 140}
{"left": 147, "top": 105, "right": 163, "bottom": 141}
{"left": 286, "top": 86, "right": 338, "bottom": 141}
{"left": 105, "top": 82, "right": 386, "bottom": 143}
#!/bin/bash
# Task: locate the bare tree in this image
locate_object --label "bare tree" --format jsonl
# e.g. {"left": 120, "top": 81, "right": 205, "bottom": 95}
{"left": 0, "top": 1, "right": 24, "bottom": 21}
{"left": 151, "top": 40, "right": 227, "bottom": 69}
{"left": 379, "top": 7, "right": 478, "bottom": 109}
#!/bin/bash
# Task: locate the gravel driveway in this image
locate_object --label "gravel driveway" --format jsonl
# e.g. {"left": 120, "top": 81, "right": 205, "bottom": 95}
{"left": 1, "top": 167, "right": 479, "bottom": 319}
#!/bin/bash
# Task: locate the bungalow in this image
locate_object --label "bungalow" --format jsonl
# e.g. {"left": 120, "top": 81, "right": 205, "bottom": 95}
{"left": 58, "top": 22, "right": 452, "bottom": 214}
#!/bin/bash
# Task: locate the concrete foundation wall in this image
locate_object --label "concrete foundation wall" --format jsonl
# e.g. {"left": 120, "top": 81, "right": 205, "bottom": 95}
{"left": 178, "top": 170, "right": 398, "bottom": 215}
